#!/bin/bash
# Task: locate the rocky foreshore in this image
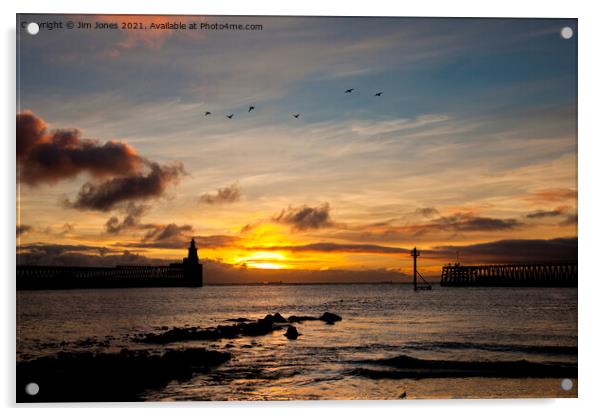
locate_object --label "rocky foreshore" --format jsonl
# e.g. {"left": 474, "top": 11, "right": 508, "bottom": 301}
{"left": 17, "top": 311, "right": 343, "bottom": 402}
{"left": 136, "top": 311, "right": 342, "bottom": 344}
{"left": 17, "top": 347, "right": 231, "bottom": 402}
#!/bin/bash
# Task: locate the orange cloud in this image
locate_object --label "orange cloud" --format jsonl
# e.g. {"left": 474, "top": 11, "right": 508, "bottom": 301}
{"left": 524, "top": 188, "right": 577, "bottom": 204}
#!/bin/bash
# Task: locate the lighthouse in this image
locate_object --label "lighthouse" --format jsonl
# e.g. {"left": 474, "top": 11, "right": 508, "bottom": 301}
{"left": 183, "top": 238, "right": 203, "bottom": 286}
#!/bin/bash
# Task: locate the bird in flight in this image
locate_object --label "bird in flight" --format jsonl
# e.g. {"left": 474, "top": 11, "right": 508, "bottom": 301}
{"left": 374, "top": 92, "right": 383, "bottom": 96}
{"left": 226, "top": 114, "right": 234, "bottom": 119}
{"left": 248, "top": 106, "right": 255, "bottom": 112}
{"left": 205, "top": 111, "right": 212, "bottom": 116}
{"left": 293, "top": 114, "right": 301, "bottom": 118}
{"left": 345, "top": 88, "right": 354, "bottom": 93}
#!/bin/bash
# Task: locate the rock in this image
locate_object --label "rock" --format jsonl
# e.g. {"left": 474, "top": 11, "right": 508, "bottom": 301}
{"left": 284, "top": 325, "right": 300, "bottom": 340}
{"left": 240, "top": 318, "right": 276, "bottom": 336}
{"left": 287, "top": 315, "right": 318, "bottom": 323}
{"left": 272, "top": 312, "right": 288, "bottom": 323}
{"left": 319, "top": 312, "right": 342, "bottom": 324}
{"left": 138, "top": 312, "right": 293, "bottom": 344}
{"left": 16, "top": 347, "right": 231, "bottom": 402}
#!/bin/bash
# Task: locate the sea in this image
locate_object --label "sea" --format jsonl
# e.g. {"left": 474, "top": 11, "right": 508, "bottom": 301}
{"left": 16, "top": 284, "right": 578, "bottom": 400}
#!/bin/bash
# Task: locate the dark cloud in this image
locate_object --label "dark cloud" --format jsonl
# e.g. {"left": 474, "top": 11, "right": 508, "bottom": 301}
{"left": 408, "top": 213, "right": 522, "bottom": 235}
{"left": 105, "top": 204, "right": 150, "bottom": 234}
{"left": 199, "top": 183, "right": 241, "bottom": 205}
{"left": 275, "top": 203, "right": 335, "bottom": 231}
{"left": 67, "top": 161, "right": 185, "bottom": 211}
{"left": 17, "top": 243, "right": 119, "bottom": 258}
{"left": 17, "top": 111, "right": 142, "bottom": 185}
{"left": 17, "top": 111, "right": 185, "bottom": 211}
{"left": 524, "top": 207, "right": 577, "bottom": 227}
{"left": 415, "top": 207, "right": 439, "bottom": 218}
{"left": 17, "top": 243, "right": 166, "bottom": 268}
{"left": 16, "top": 225, "right": 32, "bottom": 236}
{"left": 434, "top": 214, "right": 521, "bottom": 232}
{"left": 143, "top": 223, "right": 193, "bottom": 242}
{"left": 525, "top": 207, "right": 567, "bottom": 219}
{"left": 122, "top": 234, "right": 240, "bottom": 250}
{"left": 432, "top": 237, "right": 577, "bottom": 264}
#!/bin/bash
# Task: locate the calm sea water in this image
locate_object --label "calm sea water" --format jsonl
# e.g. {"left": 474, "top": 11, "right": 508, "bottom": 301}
{"left": 16, "top": 284, "right": 577, "bottom": 400}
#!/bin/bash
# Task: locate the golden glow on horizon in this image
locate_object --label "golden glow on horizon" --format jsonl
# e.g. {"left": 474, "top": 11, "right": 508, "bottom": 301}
{"left": 235, "top": 251, "right": 290, "bottom": 270}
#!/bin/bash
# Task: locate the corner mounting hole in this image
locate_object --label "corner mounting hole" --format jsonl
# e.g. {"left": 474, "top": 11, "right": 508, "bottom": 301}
{"left": 26, "top": 22, "right": 39, "bottom": 36}
{"left": 25, "top": 382, "right": 39, "bottom": 396}
{"left": 560, "top": 378, "right": 573, "bottom": 391}
{"left": 561, "top": 26, "right": 573, "bottom": 40}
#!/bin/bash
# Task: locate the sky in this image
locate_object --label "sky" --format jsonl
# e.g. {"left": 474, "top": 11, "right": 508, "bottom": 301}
{"left": 16, "top": 15, "right": 577, "bottom": 282}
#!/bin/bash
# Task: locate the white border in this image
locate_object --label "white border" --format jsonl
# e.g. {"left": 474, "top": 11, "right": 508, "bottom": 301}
{"left": 3, "top": 1, "right": 602, "bottom": 415}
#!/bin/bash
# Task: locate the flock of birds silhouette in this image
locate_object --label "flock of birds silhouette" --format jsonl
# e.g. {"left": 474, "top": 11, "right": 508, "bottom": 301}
{"left": 203, "top": 89, "right": 384, "bottom": 119}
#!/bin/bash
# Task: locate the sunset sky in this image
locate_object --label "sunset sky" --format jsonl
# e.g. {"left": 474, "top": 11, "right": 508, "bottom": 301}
{"left": 16, "top": 15, "right": 577, "bottom": 282}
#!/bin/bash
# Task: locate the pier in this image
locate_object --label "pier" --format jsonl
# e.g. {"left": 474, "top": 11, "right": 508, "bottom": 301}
{"left": 17, "top": 239, "right": 203, "bottom": 290}
{"left": 440, "top": 263, "right": 577, "bottom": 287}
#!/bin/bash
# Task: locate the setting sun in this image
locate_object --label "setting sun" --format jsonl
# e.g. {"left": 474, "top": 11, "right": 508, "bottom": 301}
{"left": 235, "top": 251, "right": 289, "bottom": 269}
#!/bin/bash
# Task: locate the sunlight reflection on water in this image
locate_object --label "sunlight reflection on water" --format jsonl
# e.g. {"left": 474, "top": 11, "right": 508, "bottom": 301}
{"left": 17, "top": 284, "right": 577, "bottom": 399}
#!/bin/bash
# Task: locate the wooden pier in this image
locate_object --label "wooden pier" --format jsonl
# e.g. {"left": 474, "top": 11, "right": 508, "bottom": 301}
{"left": 440, "top": 263, "right": 577, "bottom": 287}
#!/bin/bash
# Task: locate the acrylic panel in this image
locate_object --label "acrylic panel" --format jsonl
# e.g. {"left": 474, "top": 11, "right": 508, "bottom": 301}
{"left": 16, "top": 14, "right": 577, "bottom": 402}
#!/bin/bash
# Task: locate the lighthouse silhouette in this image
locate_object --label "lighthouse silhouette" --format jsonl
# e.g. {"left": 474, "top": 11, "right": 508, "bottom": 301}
{"left": 183, "top": 238, "right": 203, "bottom": 286}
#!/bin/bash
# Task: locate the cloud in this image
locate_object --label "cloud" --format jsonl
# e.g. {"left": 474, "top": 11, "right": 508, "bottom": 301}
{"left": 18, "top": 111, "right": 185, "bottom": 212}
{"left": 432, "top": 237, "right": 577, "bottom": 263}
{"left": 122, "top": 234, "right": 240, "bottom": 250}
{"left": 199, "top": 183, "right": 241, "bottom": 205}
{"left": 560, "top": 214, "right": 578, "bottom": 226}
{"left": 67, "top": 161, "right": 185, "bottom": 211}
{"left": 17, "top": 243, "right": 119, "bottom": 257}
{"left": 105, "top": 204, "right": 149, "bottom": 234}
{"left": 142, "top": 223, "right": 193, "bottom": 243}
{"left": 401, "top": 212, "right": 522, "bottom": 236}
{"left": 524, "top": 188, "right": 577, "bottom": 203}
{"left": 240, "top": 223, "right": 256, "bottom": 233}
{"left": 274, "top": 203, "right": 335, "bottom": 231}
{"left": 16, "top": 225, "right": 32, "bottom": 236}
{"left": 17, "top": 243, "right": 165, "bottom": 267}
{"left": 524, "top": 207, "right": 576, "bottom": 227}
{"left": 433, "top": 214, "right": 521, "bottom": 232}
{"left": 17, "top": 111, "right": 142, "bottom": 185}
{"left": 415, "top": 207, "right": 439, "bottom": 218}
{"left": 525, "top": 207, "right": 567, "bottom": 219}
{"left": 38, "top": 223, "right": 76, "bottom": 237}
{"left": 105, "top": 206, "right": 199, "bottom": 246}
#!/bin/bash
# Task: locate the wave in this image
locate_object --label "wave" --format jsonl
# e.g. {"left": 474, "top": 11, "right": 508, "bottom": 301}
{"left": 403, "top": 341, "right": 577, "bottom": 356}
{"left": 352, "top": 354, "right": 576, "bottom": 379}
